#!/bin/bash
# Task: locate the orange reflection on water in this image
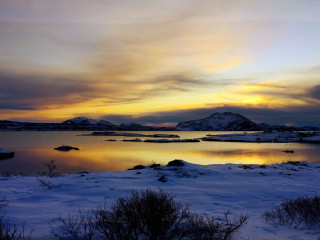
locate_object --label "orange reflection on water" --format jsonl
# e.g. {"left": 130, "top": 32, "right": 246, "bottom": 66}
{"left": 1, "top": 131, "right": 320, "bottom": 174}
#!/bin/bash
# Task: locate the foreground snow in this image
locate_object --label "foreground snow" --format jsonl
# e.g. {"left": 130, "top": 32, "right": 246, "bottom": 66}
{"left": 1, "top": 161, "right": 320, "bottom": 239}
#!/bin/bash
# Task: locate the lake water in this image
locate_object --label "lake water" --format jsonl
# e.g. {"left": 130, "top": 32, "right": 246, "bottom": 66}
{"left": 1, "top": 131, "right": 320, "bottom": 174}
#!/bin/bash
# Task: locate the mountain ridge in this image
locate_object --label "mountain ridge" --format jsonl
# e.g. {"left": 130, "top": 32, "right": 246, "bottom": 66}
{"left": 62, "top": 117, "right": 113, "bottom": 126}
{"left": 0, "top": 113, "right": 319, "bottom": 131}
{"left": 176, "top": 112, "right": 259, "bottom": 131}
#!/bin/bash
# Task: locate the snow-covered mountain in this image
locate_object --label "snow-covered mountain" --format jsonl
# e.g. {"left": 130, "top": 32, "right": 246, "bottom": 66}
{"left": 176, "top": 112, "right": 259, "bottom": 131}
{"left": 62, "top": 117, "right": 113, "bottom": 126}
{"left": 1, "top": 113, "right": 319, "bottom": 131}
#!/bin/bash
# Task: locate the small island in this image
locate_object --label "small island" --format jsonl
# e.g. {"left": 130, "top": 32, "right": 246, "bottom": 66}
{"left": 54, "top": 145, "right": 80, "bottom": 151}
{"left": 0, "top": 149, "right": 14, "bottom": 159}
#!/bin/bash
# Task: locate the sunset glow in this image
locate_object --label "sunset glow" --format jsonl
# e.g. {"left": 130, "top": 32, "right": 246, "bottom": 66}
{"left": 1, "top": 0, "right": 319, "bottom": 126}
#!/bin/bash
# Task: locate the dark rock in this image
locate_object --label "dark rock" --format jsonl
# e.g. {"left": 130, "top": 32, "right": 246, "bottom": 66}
{"left": 239, "top": 165, "right": 253, "bottom": 170}
{"left": 167, "top": 160, "right": 184, "bottom": 167}
{"left": 150, "top": 163, "right": 161, "bottom": 168}
{"left": 54, "top": 145, "right": 80, "bottom": 151}
{"left": 0, "top": 150, "right": 14, "bottom": 159}
{"left": 282, "top": 150, "right": 294, "bottom": 153}
{"left": 158, "top": 175, "right": 167, "bottom": 182}
{"left": 128, "top": 165, "right": 145, "bottom": 170}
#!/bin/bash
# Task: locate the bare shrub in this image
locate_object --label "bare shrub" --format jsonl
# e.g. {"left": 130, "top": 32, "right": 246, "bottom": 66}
{"left": 186, "top": 211, "right": 248, "bottom": 240}
{"left": 95, "top": 189, "right": 190, "bottom": 240}
{"left": 0, "top": 196, "right": 32, "bottom": 240}
{"left": 1, "top": 171, "right": 12, "bottom": 178}
{"left": 51, "top": 209, "right": 97, "bottom": 240}
{"left": 53, "top": 189, "right": 248, "bottom": 240}
{"left": 37, "top": 178, "right": 60, "bottom": 189}
{"left": 0, "top": 216, "right": 32, "bottom": 240}
{"left": 44, "top": 160, "right": 57, "bottom": 177}
{"left": 264, "top": 195, "right": 320, "bottom": 229}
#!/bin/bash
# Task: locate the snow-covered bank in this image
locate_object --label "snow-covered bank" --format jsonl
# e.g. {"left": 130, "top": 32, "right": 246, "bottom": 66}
{"left": 1, "top": 161, "right": 320, "bottom": 239}
{"left": 84, "top": 131, "right": 180, "bottom": 138}
{"left": 144, "top": 138, "right": 200, "bottom": 143}
{"left": 203, "top": 131, "right": 320, "bottom": 143}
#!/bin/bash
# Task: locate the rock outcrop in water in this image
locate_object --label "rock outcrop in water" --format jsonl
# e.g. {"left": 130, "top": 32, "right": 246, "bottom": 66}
{"left": 54, "top": 146, "right": 80, "bottom": 151}
{"left": 0, "top": 149, "right": 14, "bottom": 159}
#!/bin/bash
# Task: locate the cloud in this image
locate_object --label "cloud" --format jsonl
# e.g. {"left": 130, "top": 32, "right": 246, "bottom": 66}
{"left": 234, "top": 80, "right": 320, "bottom": 107}
{"left": 0, "top": 71, "right": 96, "bottom": 110}
{"left": 0, "top": 10, "right": 246, "bottom": 111}
{"left": 309, "top": 85, "right": 320, "bottom": 100}
{"left": 1, "top": 0, "right": 319, "bottom": 124}
{"left": 103, "top": 105, "right": 320, "bottom": 127}
{"left": 0, "top": 69, "right": 212, "bottom": 110}
{"left": 95, "top": 74, "right": 211, "bottom": 104}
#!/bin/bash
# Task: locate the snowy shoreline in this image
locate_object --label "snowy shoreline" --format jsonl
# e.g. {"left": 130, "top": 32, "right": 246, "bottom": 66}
{"left": 85, "top": 131, "right": 320, "bottom": 143}
{"left": 1, "top": 160, "right": 320, "bottom": 239}
{"left": 203, "top": 131, "right": 320, "bottom": 143}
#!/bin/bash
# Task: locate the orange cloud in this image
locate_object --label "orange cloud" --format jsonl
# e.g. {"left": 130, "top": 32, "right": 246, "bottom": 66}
{"left": 1, "top": 1, "right": 319, "bottom": 122}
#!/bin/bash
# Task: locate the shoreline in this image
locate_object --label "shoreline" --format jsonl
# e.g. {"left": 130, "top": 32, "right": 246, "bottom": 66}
{"left": 1, "top": 160, "right": 320, "bottom": 239}
{"left": 1, "top": 158, "right": 320, "bottom": 176}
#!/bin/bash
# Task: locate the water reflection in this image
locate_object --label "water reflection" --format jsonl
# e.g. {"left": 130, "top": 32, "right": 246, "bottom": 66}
{"left": 0, "top": 131, "right": 319, "bottom": 174}
{"left": 0, "top": 147, "right": 145, "bottom": 174}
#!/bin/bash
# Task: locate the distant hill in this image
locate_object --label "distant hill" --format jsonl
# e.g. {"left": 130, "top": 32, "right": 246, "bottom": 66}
{"left": 61, "top": 117, "right": 175, "bottom": 131}
{"left": 62, "top": 117, "right": 113, "bottom": 126}
{"left": 0, "top": 117, "right": 175, "bottom": 131}
{"left": 176, "top": 112, "right": 259, "bottom": 131}
{"left": 1, "top": 113, "right": 319, "bottom": 131}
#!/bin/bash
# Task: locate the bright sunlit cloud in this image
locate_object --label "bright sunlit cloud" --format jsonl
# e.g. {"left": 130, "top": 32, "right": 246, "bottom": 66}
{"left": 0, "top": 0, "right": 320, "bottom": 126}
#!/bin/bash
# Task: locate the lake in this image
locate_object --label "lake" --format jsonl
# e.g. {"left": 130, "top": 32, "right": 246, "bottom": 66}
{"left": 1, "top": 131, "right": 320, "bottom": 174}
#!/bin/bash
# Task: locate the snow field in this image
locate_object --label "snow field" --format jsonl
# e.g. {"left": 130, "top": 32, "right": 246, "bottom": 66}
{"left": 1, "top": 161, "right": 320, "bottom": 239}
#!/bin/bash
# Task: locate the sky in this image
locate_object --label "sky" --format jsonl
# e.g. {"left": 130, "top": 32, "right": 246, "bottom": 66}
{"left": 0, "top": 0, "right": 319, "bottom": 126}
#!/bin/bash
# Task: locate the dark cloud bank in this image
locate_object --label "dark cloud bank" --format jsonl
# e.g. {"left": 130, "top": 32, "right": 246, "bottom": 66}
{"left": 1, "top": 71, "right": 319, "bottom": 127}
{"left": 104, "top": 106, "right": 320, "bottom": 127}
{"left": 0, "top": 70, "right": 209, "bottom": 110}
{"left": 0, "top": 71, "right": 96, "bottom": 110}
